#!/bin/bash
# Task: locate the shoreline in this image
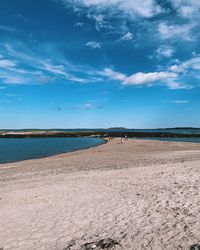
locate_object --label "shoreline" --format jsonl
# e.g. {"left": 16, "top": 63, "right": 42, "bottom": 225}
{"left": 0, "top": 137, "right": 107, "bottom": 166}
{"left": 0, "top": 138, "right": 199, "bottom": 169}
{"left": 1, "top": 137, "right": 200, "bottom": 167}
{"left": 1, "top": 139, "right": 200, "bottom": 249}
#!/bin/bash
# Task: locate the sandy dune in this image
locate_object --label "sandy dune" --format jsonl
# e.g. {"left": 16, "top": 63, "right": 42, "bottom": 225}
{"left": 1, "top": 139, "right": 200, "bottom": 250}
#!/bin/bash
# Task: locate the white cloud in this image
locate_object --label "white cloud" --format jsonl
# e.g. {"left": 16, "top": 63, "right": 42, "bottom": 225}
{"left": 123, "top": 71, "right": 177, "bottom": 86}
{"left": 169, "top": 0, "right": 200, "bottom": 19}
{"left": 173, "top": 100, "right": 190, "bottom": 104}
{"left": 74, "top": 22, "right": 84, "bottom": 27}
{"left": 104, "top": 55, "right": 200, "bottom": 90}
{"left": 86, "top": 41, "right": 102, "bottom": 49}
{"left": 42, "top": 62, "right": 68, "bottom": 76}
{"left": 60, "top": 0, "right": 163, "bottom": 18}
{"left": 71, "top": 102, "right": 94, "bottom": 110}
{"left": 169, "top": 64, "right": 183, "bottom": 73}
{"left": 68, "top": 76, "right": 88, "bottom": 83}
{"left": 103, "top": 68, "right": 180, "bottom": 88}
{"left": 84, "top": 103, "right": 93, "bottom": 109}
{"left": 120, "top": 32, "right": 134, "bottom": 41}
{"left": 87, "top": 13, "right": 110, "bottom": 31}
{"left": 169, "top": 56, "right": 200, "bottom": 73}
{"left": 158, "top": 22, "right": 194, "bottom": 41}
{"left": 156, "top": 46, "right": 174, "bottom": 58}
{"left": 42, "top": 62, "right": 89, "bottom": 83}
{"left": 103, "top": 68, "right": 126, "bottom": 81}
{"left": 179, "top": 5, "right": 195, "bottom": 18}
{"left": 0, "top": 74, "right": 28, "bottom": 84}
{"left": 166, "top": 80, "right": 189, "bottom": 90}
{"left": 0, "top": 59, "right": 16, "bottom": 68}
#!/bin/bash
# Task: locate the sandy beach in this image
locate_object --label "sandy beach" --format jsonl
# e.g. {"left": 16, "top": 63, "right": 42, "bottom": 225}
{"left": 1, "top": 139, "right": 200, "bottom": 250}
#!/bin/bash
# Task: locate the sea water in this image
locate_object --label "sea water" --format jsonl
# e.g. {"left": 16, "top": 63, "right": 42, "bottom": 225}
{"left": 0, "top": 137, "right": 104, "bottom": 164}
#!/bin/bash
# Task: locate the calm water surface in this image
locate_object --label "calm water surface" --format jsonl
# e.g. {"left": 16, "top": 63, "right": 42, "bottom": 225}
{"left": 0, "top": 137, "right": 104, "bottom": 164}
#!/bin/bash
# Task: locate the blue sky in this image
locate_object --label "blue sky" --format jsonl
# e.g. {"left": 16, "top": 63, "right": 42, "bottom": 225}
{"left": 0, "top": 0, "right": 200, "bottom": 128}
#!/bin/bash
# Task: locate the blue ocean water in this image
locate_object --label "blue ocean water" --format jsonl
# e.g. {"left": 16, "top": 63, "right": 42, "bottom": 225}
{"left": 0, "top": 137, "right": 104, "bottom": 164}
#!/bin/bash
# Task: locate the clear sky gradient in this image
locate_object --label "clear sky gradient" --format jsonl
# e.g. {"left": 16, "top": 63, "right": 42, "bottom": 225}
{"left": 0, "top": 0, "right": 200, "bottom": 129}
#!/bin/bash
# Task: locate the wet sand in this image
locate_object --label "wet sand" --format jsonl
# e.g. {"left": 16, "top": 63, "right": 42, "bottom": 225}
{"left": 1, "top": 139, "right": 200, "bottom": 250}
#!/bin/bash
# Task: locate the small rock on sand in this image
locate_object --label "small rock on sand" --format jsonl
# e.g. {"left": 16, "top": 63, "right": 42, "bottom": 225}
{"left": 63, "top": 238, "right": 119, "bottom": 250}
{"left": 84, "top": 242, "right": 98, "bottom": 249}
{"left": 190, "top": 244, "right": 200, "bottom": 250}
{"left": 83, "top": 238, "right": 119, "bottom": 249}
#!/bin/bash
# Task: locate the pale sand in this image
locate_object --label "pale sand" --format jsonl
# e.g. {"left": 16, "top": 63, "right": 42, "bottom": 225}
{"left": 1, "top": 139, "right": 200, "bottom": 250}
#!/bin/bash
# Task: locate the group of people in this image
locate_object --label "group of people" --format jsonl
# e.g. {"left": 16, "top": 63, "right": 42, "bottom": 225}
{"left": 120, "top": 135, "right": 128, "bottom": 143}
{"left": 108, "top": 135, "right": 128, "bottom": 143}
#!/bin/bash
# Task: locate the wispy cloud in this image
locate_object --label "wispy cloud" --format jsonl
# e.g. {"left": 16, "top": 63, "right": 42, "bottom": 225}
{"left": 103, "top": 68, "right": 126, "bottom": 81}
{"left": 170, "top": 56, "right": 200, "bottom": 73}
{"left": 70, "top": 100, "right": 105, "bottom": 110}
{"left": 42, "top": 62, "right": 69, "bottom": 76}
{"left": 5, "top": 93, "right": 17, "bottom": 97}
{"left": 166, "top": 80, "right": 190, "bottom": 90}
{"left": 74, "top": 22, "right": 84, "bottom": 27}
{"left": 169, "top": 0, "right": 200, "bottom": 19}
{"left": 86, "top": 13, "right": 110, "bottom": 31}
{"left": 173, "top": 100, "right": 190, "bottom": 104}
{"left": 70, "top": 103, "right": 94, "bottom": 110}
{"left": 158, "top": 22, "right": 195, "bottom": 41}
{"left": 155, "top": 45, "right": 175, "bottom": 58}
{"left": 0, "top": 42, "right": 100, "bottom": 85}
{"left": 0, "top": 59, "right": 16, "bottom": 68}
{"left": 86, "top": 41, "right": 102, "bottom": 49}
{"left": 120, "top": 32, "right": 134, "bottom": 41}
{"left": 60, "top": 0, "right": 163, "bottom": 18}
{"left": 0, "top": 39, "right": 197, "bottom": 91}
{"left": 0, "top": 25, "right": 17, "bottom": 33}
{"left": 15, "top": 14, "right": 29, "bottom": 23}
{"left": 0, "top": 75, "right": 28, "bottom": 85}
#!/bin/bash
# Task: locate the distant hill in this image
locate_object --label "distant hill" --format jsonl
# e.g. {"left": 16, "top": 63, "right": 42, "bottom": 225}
{"left": 164, "top": 127, "right": 200, "bottom": 130}
{"left": 107, "top": 127, "right": 127, "bottom": 130}
{"left": 0, "top": 127, "right": 200, "bottom": 132}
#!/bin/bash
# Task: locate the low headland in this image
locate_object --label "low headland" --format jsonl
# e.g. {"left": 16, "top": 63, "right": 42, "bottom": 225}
{"left": 0, "top": 127, "right": 200, "bottom": 138}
